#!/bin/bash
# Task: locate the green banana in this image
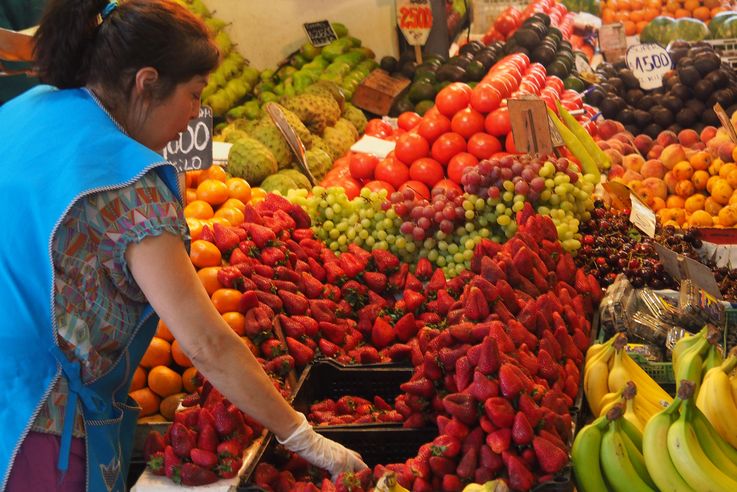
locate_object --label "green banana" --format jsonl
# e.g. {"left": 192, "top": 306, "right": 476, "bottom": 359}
{"left": 673, "top": 333, "right": 710, "bottom": 396}
{"left": 572, "top": 415, "right": 610, "bottom": 492}
{"left": 701, "top": 344, "right": 724, "bottom": 379}
{"left": 600, "top": 415, "right": 657, "bottom": 492}
{"left": 690, "top": 403, "right": 737, "bottom": 478}
{"left": 619, "top": 424, "right": 657, "bottom": 489}
{"left": 642, "top": 397, "right": 695, "bottom": 492}
{"left": 671, "top": 326, "right": 708, "bottom": 365}
{"left": 667, "top": 381, "right": 737, "bottom": 492}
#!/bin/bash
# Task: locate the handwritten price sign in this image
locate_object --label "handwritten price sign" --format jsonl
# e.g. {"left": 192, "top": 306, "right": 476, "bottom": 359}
{"left": 625, "top": 43, "right": 672, "bottom": 90}
{"left": 163, "top": 106, "right": 213, "bottom": 172}
{"left": 396, "top": 0, "right": 433, "bottom": 46}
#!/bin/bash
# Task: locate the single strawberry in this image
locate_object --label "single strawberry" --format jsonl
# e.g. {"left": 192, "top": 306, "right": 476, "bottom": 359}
{"left": 163, "top": 445, "right": 181, "bottom": 480}
{"left": 468, "top": 370, "right": 499, "bottom": 402}
{"left": 211, "top": 401, "right": 237, "bottom": 437}
{"left": 456, "top": 446, "right": 478, "bottom": 480}
{"left": 285, "top": 336, "right": 315, "bottom": 367}
{"left": 253, "top": 462, "right": 279, "bottom": 487}
{"left": 371, "top": 317, "right": 396, "bottom": 348}
{"left": 217, "top": 456, "right": 243, "bottom": 479}
{"left": 511, "top": 411, "right": 534, "bottom": 446}
{"left": 216, "top": 439, "right": 242, "bottom": 459}
{"left": 484, "top": 397, "right": 515, "bottom": 428}
{"left": 143, "top": 430, "right": 166, "bottom": 462}
{"left": 169, "top": 422, "right": 196, "bottom": 459}
{"left": 178, "top": 462, "right": 218, "bottom": 486}
{"left": 147, "top": 451, "right": 164, "bottom": 476}
{"left": 197, "top": 423, "right": 218, "bottom": 453}
{"left": 499, "top": 363, "right": 524, "bottom": 399}
{"left": 190, "top": 448, "right": 217, "bottom": 469}
{"left": 533, "top": 435, "right": 569, "bottom": 473}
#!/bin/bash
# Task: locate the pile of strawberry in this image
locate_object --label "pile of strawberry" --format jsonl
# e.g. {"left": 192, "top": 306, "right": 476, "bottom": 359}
{"left": 307, "top": 396, "right": 403, "bottom": 426}
{"left": 143, "top": 380, "right": 264, "bottom": 485}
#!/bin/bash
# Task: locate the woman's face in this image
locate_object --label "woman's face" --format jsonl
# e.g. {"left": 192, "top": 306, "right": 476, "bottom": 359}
{"left": 134, "top": 75, "right": 209, "bottom": 152}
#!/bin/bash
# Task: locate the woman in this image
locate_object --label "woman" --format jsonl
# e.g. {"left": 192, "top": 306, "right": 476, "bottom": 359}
{"left": 0, "top": 1, "right": 366, "bottom": 490}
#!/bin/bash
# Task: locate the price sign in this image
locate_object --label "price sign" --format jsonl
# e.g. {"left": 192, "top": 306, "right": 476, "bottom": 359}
{"left": 303, "top": 20, "right": 338, "bottom": 47}
{"left": 163, "top": 106, "right": 213, "bottom": 173}
{"left": 625, "top": 43, "right": 672, "bottom": 90}
{"left": 396, "top": 0, "right": 433, "bottom": 46}
{"left": 629, "top": 193, "right": 656, "bottom": 238}
{"left": 508, "top": 97, "right": 554, "bottom": 156}
{"left": 599, "top": 22, "right": 627, "bottom": 62}
{"left": 352, "top": 68, "right": 411, "bottom": 115}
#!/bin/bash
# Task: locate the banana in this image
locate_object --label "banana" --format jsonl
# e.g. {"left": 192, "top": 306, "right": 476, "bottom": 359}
{"left": 600, "top": 415, "right": 656, "bottom": 492}
{"left": 608, "top": 348, "right": 630, "bottom": 394}
{"left": 619, "top": 349, "right": 673, "bottom": 407}
{"left": 731, "top": 374, "right": 737, "bottom": 405}
{"left": 572, "top": 415, "right": 610, "bottom": 492}
{"left": 620, "top": 413, "right": 644, "bottom": 451}
{"left": 374, "top": 473, "right": 410, "bottom": 492}
{"left": 618, "top": 423, "right": 657, "bottom": 489}
{"left": 701, "top": 344, "right": 724, "bottom": 379}
{"left": 585, "top": 357, "right": 611, "bottom": 416}
{"left": 642, "top": 397, "right": 695, "bottom": 492}
{"left": 585, "top": 336, "right": 617, "bottom": 366}
{"left": 598, "top": 389, "right": 624, "bottom": 416}
{"left": 667, "top": 381, "right": 737, "bottom": 492}
{"left": 620, "top": 382, "right": 646, "bottom": 433}
{"left": 690, "top": 404, "right": 737, "bottom": 478}
{"left": 692, "top": 402, "right": 737, "bottom": 465}
{"left": 673, "top": 333, "right": 710, "bottom": 396}
{"left": 696, "top": 356, "right": 737, "bottom": 449}
{"left": 671, "top": 326, "right": 708, "bottom": 365}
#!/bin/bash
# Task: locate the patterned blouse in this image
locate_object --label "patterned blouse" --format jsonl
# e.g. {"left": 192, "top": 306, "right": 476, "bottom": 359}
{"left": 31, "top": 170, "right": 188, "bottom": 437}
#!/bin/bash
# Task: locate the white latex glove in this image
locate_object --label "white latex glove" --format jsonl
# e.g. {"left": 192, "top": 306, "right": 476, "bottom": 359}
{"left": 277, "top": 412, "right": 368, "bottom": 478}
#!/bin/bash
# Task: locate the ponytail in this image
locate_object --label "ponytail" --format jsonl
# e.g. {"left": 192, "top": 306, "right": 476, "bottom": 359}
{"left": 33, "top": 0, "right": 107, "bottom": 88}
{"left": 33, "top": 0, "right": 219, "bottom": 98}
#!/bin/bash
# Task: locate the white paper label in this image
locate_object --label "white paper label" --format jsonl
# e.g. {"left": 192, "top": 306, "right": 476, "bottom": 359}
{"left": 625, "top": 43, "right": 672, "bottom": 90}
{"left": 350, "top": 135, "right": 397, "bottom": 159}
{"left": 629, "top": 193, "right": 656, "bottom": 238}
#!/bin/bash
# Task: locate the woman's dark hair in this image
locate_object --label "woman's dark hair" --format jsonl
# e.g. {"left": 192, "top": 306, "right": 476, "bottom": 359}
{"left": 33, "top": 0, "right": 219, "bottom": 100}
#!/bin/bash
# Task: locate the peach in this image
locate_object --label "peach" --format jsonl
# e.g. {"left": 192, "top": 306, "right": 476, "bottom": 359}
{"left": 718, "top": 205, "right": 737, "bottom": 226}
{"left": 652, "top": 197, "right": 666, "bottom": 211}
{"left": 664, "top": 171, "right": 678, "bottom": 194}
{"left": 660, "top": 144, "right": 688, "bottom": 170}
{"left": 659, "top": 207, "right": 687, "bottom": 225}
{"left": 621, "top": 143, "right": 636, "bottom": 155}
{"left": 684, "top": 194, "right": 705, "bottom": 213}
{"left": 732, "top": 145, "right": 737, "bottom": 164}
{"left": 688, "top": 209, "right": 714, "bottom": 227}
{"left": 677, "top": 129, "right": 700, "bottom": 148}
{"left": 648, "top": 144, "right": 664, "bottom": 160}
{"left": 641, "top": 159, "right": 666, "bottom": 179}
{"left": 689, "top": 150, "right": 712, "bottom": 171}
{"left": 693, "top": 142, "right": 706, "bottom": 151}
{"left": 604, "top": 148, "right": 623, "bottom": 167}
{"left": 672, "top": 161, "right": 694, "bottom": 181}
{"left": 701, "top": 125, "right": 718, "bottom": 144}
{"left": 718, "top": 142, "right": 736, "bottom": 163}
{"left": 607, "top": 140, "right": 624, "bottom": 152}
{"left": 623, "top": 154, "right": 645, "bottom": 173}
{"left": 675, "top": 179, "right": 695, "bottom": 198}
{"left": 597, "top": 140, "right": 611, "bottom": 151}
{"left": 608, "top": 164, "right": 626, "bottom": 179}
{"left": 597, "top": 120, "right": 621, "bottom": 140}
{"left": 711, "top": 178, "right": 733, "bottom": 205}
{"left": 634, "top": 134, "right": 654, "bottom": 155}
{"left": 727, "top": 169, "right": 737, "bottom": 189}
{"left": 666, "top": 195, "right": 685, "bottom": 208}
{"left": 642, "top": 177, "right": 668, "bottom": 200}
{"left": 613, "top": 133, "right": 633, "bottom": 144}
{"left": 692, "top": 170, "right": 710, "bottom": 191}
{"left": 622, "top": 169, "right": 643, "bottom": 184}
{"left": 657, "top": 130, "right": 679, "bottom": 147}
{"left": 719, "top": 163, "right": 736, "bottom": 179}
{"left": 705, "top": 196, "right": 723, "bottom": 216}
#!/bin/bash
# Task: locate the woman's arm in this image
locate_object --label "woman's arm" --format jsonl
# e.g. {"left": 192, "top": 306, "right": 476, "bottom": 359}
{"left": 125, "top": 231, "right": 302, "bottom": 441}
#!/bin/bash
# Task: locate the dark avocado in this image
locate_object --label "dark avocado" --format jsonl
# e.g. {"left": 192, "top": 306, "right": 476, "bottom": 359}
{"left": 390, "top": 95, "right": 414, "bottom": 116}
{"left": 704, "top": 69, "right": 728, "bottom": 89}
{"left": 667, "top": 124, "right": 683, "bottom": 134}
{"left": 380, "top": 56, "right": 398, "bottom": 73}
{"left": 449, "top": 55, "right": 470, "bottom": 68}
{"left": 459, "top": 40, "right": 484, "bottom": 56}
{"left": 617, "top": 108, "right": 636, "bottom": 125}
{"left": 515, "top": 28, "right": 541, "bottom": 49}
{"left": 608, "top": 77, "right": 625, "bottom": 94}
{"left": 619, "top": 69, "right": 641, "bottom": 90}
{"left": 714, "top": 88, "right": 735, "bottom": 107}
{"left": 585, "top": 86, "right": 607, "bottom": 106}
{"left": 693, "top": 79, "right": 715, "bottom": 101}
{"left": 625, "top": 88, "right": 645, "bottom": 105}
{"left": 436, "top": 64, "right": 466, "bottom": 82}
{"left": 663, "top": 72, "right": 679, "bottom": 90}
{"left": 531, "top": 12, "right": 551, "bottom": 26}
{"left": 408, "top": 80, "right": 435, "bottom": 103}
{"left": 685, "top": 99, "right": 705, "bottom": 115}
{"left": 702, "top": 107, "right": 720, "bottom": 126}
{"left": 600, "top": 98, "right": 620, "bottom": 118}
{"left": 651, "top": 105, "right": 674, "bottom": 127}
{"left": 400, "top": 61, "right": 417, "bottom": 78}
{"left": 676, "top": 107, "right": 698, "bottom": 127}
{"left": 465, "top": 60, "right": 486, "bottom": 82}
{"left": 599, "top": 82, "right": 617, "bottom": 95}
{"left": 637, "top": 94, "right": 656, "bottom": 110}
{"left": 532, "top": 46, "right": 556, "bottom": 65}
{"left": 633, "top": 109, "right": 653, "bottom": 127}
{"left": 643, "top": 123, "right": 664, "bottom": 139}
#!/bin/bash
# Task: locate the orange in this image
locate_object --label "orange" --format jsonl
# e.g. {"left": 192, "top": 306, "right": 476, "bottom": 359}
{"left": 659, "top": 208, "right": 686, "bottom": 225}
{"left": 666, "top": 195, "right": 685, "bottom": 208}
{"left": 630, "top": 10, "right": 644, "bottom": 22}
{"left": 186, "top": 217, "right": 204, "bottom": 241}
{"left": 636, "top": 20, "right": 649, "bottom": 32}
{"left": 643, "top": 7, "right": 659, "bottom": 20}
{"left": 623, "top": 20, "right": 637, "bottom": 36}
{"left": 202, "top": 165, "right": 228, "bottom": 183}
{"left": 683, "top": 0, "right": 699, "bottom": 11}
{"left": 197, "top": 179, "right": 229, "bottom": 206}
{"left": 190, "top": 239, "right": 222, "bottom": 268}
{"left": 185, "top": 188, "right": 198, "bottom": 205}
{"left": 184, "top": 200, "right": 214, "bottom": 220}
{"left": 155, "top": 318, "right": 174, "bottom": 342}
{"left": 250, "top": 187, "right": 267, "bottom": 204}
{"left": 211, "top": 288, "right": 242, "bottom": 314}
{"left": 214, "top": 206, "right": 245, "bottom": 226}
{"left": 186, "top": 170, "right": 204, "bottom": 188}
{"left": 688, "top": 210, "right": 714, "bottom": 227}
{"left": 651, "top": 196, "right": 665, "bottom": 211}
{"left": 674, "top": 8, "right": 690, "bottom": 18}
{"left": 221, "top": 198, "right": 246, "bottom": 213}
{"left": 712, "top": 6, "right": 725, "bottom": 17}
{"left": 675, "top": 180, "right": 695, "bottom": 198}
{"left": 684, "top": 194, "right": 705, "bottom": 213}
{"left": 602, "top": 8, "right": 616, "bottom": 22}
{"left": 672, "top": 161, "right": 694, "bottom": 181}
{"left": 665, "top": 0, "right": 679, "bottom": 12}
{"left": 208, "top": 217, "right": 232, "bottom": 228}
{"left": 711, "top": 178, "right": 734, "bottom": 205}
{"left": 182, "top": 367, "right": 200, "bottom": 393}
{"left": 171, "top": 339, "right": 193, "bottom": 368}
{"left": 197, "top": 266, "right": 223, "bottom": 295}
{"left": 718, "top": 205, "right": 737, "bottom": 226}
{"left": 130, "top": 366, "right": 147, "bottom": 392}
{"left": 705, "top": 196, "right": 723, "bottom": 216}
{"left": 692, "top": 170, "right": 710, "bottom": 191}
{"left": 147, "top": 365, "right": 183, "bottom": 398}
{"left": 226, "top": 177, "right": 252, "bottom": 203}
{"left": 727, "top": 169, "right": 737, "bottom": 188}
{"left": 222, "top": 311, "right": 246, "bottom": 336}
{"left": 130, "top": 388, "right": 161, "bottom": 417}
{"left": 693, "top": 6, "right": 711, "bottom": 20}
{"left": 140, "top": 337, "right": 172, "bottom": 368}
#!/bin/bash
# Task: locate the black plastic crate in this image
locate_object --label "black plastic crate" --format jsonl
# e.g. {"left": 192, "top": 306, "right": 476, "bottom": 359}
{"left": 290, "top": 358, "right": 414, "bottom": 417}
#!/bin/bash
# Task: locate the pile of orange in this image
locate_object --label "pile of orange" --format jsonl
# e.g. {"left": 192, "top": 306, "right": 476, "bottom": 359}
{"left": 601, "top": 0, "right": 727, "bottom": 35}
{"left": 130, "top": 165, "right": 263, "bottom": 422}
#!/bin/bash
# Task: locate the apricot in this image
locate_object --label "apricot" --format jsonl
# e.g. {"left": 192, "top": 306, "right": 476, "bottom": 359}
{"left": 666, "top": 195, "right": 685, "bottom": 208}
{"left": 711, "top": 178, "right": 734, "bottom": 205}
{"left": 701, "top": 125, "right": 718, "bottom": 144}
{"left": 718, "top": 205, "right": 737, "bottom": 227}
{"left": 688, "top": 210, "right": 714, "bottom": 227}
{"left": 705, "top": 197, "right": 723, "bottom": 216}
{"left": 689, "top": 150, "right": 712, "bottom": 171}
{"left": 692, "top": 170, "right": 710, "bottom": 191}
{"left": 684, "top": 194, "right": 705, "bottom": 213}
{"left": 664, "top": 171, "right": 678, "bottom": 194}
{"left": 675, "top": 180, "right": 695, "bottom": 198}
{"left": 641, "top": 159, "right": 666, "bottom": 179}
{"left": 727, "top": 169, "right": 737, "bottom": 189}
{"left": 719, "top": 163, "right": 736, "bottom": 179}
{"left": 672, "top": 161, "right": 694, "bottom": 181}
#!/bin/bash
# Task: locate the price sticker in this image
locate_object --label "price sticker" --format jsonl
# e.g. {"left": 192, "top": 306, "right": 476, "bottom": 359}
{"left": 629, "top": 193, "right": 656, "bottom": 238}
{"left": 625, "top": 43, "right": 672, "bottom": 90}
{"left": 303, "top": 20, "right": 338, "bottom": 47}
{"left": 575, "top": 53, "right": 594, "bottom": 76}
{"left": 396, "top": 0, "right": 433, "bottom": 46}
{"left": 163, "top": 106, "right": 213, "bottom": 173}
{"left": 599, "top": 23, "right": 627, "bottom": 62}
{"left": 508, "top": 97, "right": 554, "bottom": 156}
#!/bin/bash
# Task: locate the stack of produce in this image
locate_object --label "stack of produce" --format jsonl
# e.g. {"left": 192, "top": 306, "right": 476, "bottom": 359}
{"left": 709, "top": 10, "right": 737, "bottom": 38}
{"left": 640, "top": 15, "right": 713, "bottom": 43}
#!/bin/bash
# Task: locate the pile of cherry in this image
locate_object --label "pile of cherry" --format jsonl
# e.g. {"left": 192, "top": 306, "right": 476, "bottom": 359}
{"left": 145, "top": 196, "right": 601, "bottom": 491}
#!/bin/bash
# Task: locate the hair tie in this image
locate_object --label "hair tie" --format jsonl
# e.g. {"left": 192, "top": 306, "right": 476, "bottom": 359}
{"left": 101, "top": 1, "right": 118, "bottom": 20}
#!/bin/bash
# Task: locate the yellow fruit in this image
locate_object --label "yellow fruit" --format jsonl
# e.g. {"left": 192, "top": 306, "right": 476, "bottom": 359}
{"left": 711, "top": 178, "right": 734, "bottom": 205}
{"left": 688, "top": 210, "right": 714, "bottom": 227}
{"left": 672, "top": 161, "right": 694, "bottom": 181}
{"left": 718, "top": 205, "right": 737, "bottom": 226}
{"left": 705, "top": 196, "right": 723, "bottom": 216}
{"left": 692, "top": 170, "right": 710, "bottom": 191}
{"left": 684, "top": 194, "right": 705, "bottom": 213}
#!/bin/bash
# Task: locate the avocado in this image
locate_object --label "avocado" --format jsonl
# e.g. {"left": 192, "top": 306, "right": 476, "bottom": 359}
{"left": 436, "top": 64, "right": 467, "bottom": 82}
{"left": 636, "top": 94, "right": 656, "bottom": 110}
{"left": 704, "top": 69, "right": 728, "bottom": 89}
{"left": 564, "top": 76, "right": 585, "bottom": 92}
{"left": 515, "top": 28, "right": 541, "bottom": 49}
{"left": 585, "top": 86, "right": 606, "bottom": 106}
{"left": 608, "top": 77, "right": 625, "bottom": 94}
{"left": 677, "top": 64, "right": 701, "bottom": 87}
{"left": 547, "top": 60, "right": 569, "bottom": 79}
{"left": 676, "top": 107, "right": 698, "bottom": 127}
{"left": 459, "top": 40, "right": 484, "bottom": 56}
{"left": 625, "top": 125, "right": 640, "bottom": 135}
{"left": 408, "top": 80, "right": 435, "bottom": 103}
{"left": 685, "top": 99, "right": 705, "bottom": 116}
{"left": 465, "top": 60, "right": 486, "bottom": 82}
{"left": 390, "top": 96, "right": 414, "bottom": 116}
{"left": 400, "top": 61, "right": 417, "bottom": 79}
{"left": 415, "top": 99, "right": 435, "bottom": 115}
{"left": 380, "top": 56, "right": 398, "bottom": 73}
{"left": 532, "top": 45, "right": 556, "bottom": 65}
{"left": 475, "top": 52, "right": 497, "bottom": 70}
{"left": 693, "top": 79, "right": 715, "bottom": 101}
{"left": 617, "top": 108, "right": 636, "bottom": 125}
{"left": 449, "top": 55, "right": 470, "bottom": 68}
{"left": 651, "top": 105, "right": 674, "bottom": 127}
{"left": 619, "top": 69, "right": 641, "bottom": 90}
{"left": 531, "top": 12, "right": 551, "bottom": 26}
{"left": 714, "top": 88, "right": 734, "bottom": 107}
{"left": 600, "top": 98, "right": 620, "bottom": 118}
{"left": 703, "top": 107, "right": 720, "bottom": 126}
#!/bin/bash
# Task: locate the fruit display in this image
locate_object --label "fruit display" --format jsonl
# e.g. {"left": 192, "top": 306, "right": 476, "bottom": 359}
{"left": 640, "top": 14, "right": 711, "bottom": 43}
{"left": 306, "top": 395, "right": 404, "bottom": 426}
{"left": 709, "top": 10, "right": 737, "bottom": 37}
{"left": 601, "top": 0, "right": 730, "bottom": 36}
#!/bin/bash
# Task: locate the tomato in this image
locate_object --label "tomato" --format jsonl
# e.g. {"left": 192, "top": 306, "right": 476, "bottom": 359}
{"left": 349, "top": 153, "right": 379, "bottom": 180}
{"left": 364, "top": 119, "right": 394, "bottom": 138}
{"left": 435, "top": 83, "right": 472, "bottom": 117}
{"left": 431, "top": 132, "right": 467, "bottom": 165}
{"left": 423, "top": 106, "right": 441, "bottom": 119}
{"left": 363, "top": 180, "right": 395, "bottom": 195}
{"left": 504, "top": 132, "right": 518, "bottom": 154}
{"left": 450, "top": 108, "right": 485, "bottom": 139}
{"left": 409, "top": 157, "right": 445, "bottom": 187}
{"left": 394, "top": 133, "right": 430, "bottom": 165}
{"left": 333, "top": 153, "right": 352, "bottom": 169}
{"left": 484, "top": 108, "right": 511, "bottom": 138}
{"left": 518, "top": 82, "right": 539, "bottom": 96}
{"left": 447, "top": 152, "right": 478, "bottom": 184}
{"left": 494, "top": 7, "right": 521, "bottom": 35}
{"left": 432, "top": 179, "right": 463, "bottom": 196}
{"left": 485, "top": 77, "right": 511, "bottom": 99}
{"left": 470, "top": 83, "right": 502, "bottom": 114}
{"left": 397, "top": 111, "right": 422, "bottom": 131}
{"left": 467, "top": 133, "right": 502, "bottom": 160}
{"left": 374, "top": 157, "right": 410, "bottom": 189}
{"left": 541, "top": 92, "right": 558, "bottom": 112}
{"left": 417, "top": 115, "right": 451, "bottom": 143}
{"left": 398, "top": 180, "right": 430, "bottom": 200}
{"left": 545, "top": 76, "right": 564, "bottom": 94}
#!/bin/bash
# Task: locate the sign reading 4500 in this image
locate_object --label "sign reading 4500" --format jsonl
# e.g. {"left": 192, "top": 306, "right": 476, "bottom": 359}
{"left": 163, "top": 106, "right": 213, "bottom": 173}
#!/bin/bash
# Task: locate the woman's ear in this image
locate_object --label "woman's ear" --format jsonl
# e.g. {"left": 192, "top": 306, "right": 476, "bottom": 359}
{"left": 133, "top": 67, "right": 160, "bottom": 98}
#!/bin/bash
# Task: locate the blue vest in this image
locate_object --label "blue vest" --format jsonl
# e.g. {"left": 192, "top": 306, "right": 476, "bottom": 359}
{"left": 0, "top": 86, "right": 181, "bottom": 491}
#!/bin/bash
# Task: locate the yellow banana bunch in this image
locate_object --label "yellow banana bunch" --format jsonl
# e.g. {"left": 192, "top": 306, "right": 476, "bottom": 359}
{"left": 672, "top": 325, "right": 720, "bottom": 398}
{"left": 461, "top": 480, "right": 509, "bottom": 492}
{"left": 696, "top": 351, "right": 737, "bottom": 449}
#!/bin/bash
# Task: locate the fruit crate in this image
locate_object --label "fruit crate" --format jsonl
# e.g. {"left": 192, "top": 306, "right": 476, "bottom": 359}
{"left": 289, "top": 358, "right": 414, "bottom": 422}
{"left": 723, "top": 306, "right": 737, "bottom": 353}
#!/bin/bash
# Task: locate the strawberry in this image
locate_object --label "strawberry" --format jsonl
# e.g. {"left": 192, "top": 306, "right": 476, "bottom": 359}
{"left": 286, "top": 336, "right": 315, "bottom": 367}
{"left": 456, "top": 447, "right": 478, "bottom": 480}
{"left": 217, "top": 456, "right": 243, "bottom": 479}
{"left": 143, "top": 430, "right": 166, "bottom": 462}
{"left": 533, "top": 435, "right": 569, "bottom": 473}
{"left": 241, "top": 222, "right": 276, "bottom": 248}
{"left": 335, "top": 471, "right": 363, "bottom": 492}
{"left": 463, "top": 286, "right": 489, "bottom": 321}
{"left": 402, "top": 289, "right": 425, "bottom": 313}
{"left": 429, "top": 455, "right": 456, "bottom": 476}
{"left": 360, "top": 271, "right": 386, "bottom": 292}
{"left": 511, "top": 411, "right": 534, "bottom": 446}
{"left": 147, "top": 451, "right": 164, "bottom": 476}
{"left": 468, "top": 370, "right": 499, "bottom": 402}
{"left": 169, "top": 422, "right": 196, "bottom": 459}
{"left": 371, "top": 317, "right": 396, "bottom": 348}
{"left": 253, "top": 462, "right": 279, "bottom": 487}
{"left": 217, "top": 439, "right": 242, "bottom": 459}
{"left": 211, "top": 401, "right": 237, "bottom": 437}
{"left": 499, "top": 363, "right": 524, "bottom": 399}
{"left": 431, "top": 434, "right": 462, "bottom": 458}
{"left": 200, "top": 225, "right": 215, "bottom": 242}
{"left": 337, "top": 252, "right": 365, "bottom": 279}
{"left": 386, "top": 342, "right": 412, "bottom": 362}
{"left": 164, "top": 445, "right": 181, "bottom": 480}
{"left": 488, "top": 322, "right": 515, "bottom": 354}
{"left": 454, "top": 356, "right": 473, "bottom": 392}
{"left": 260, "top": 338, "right": 287, "bottom": 359}
{"left": 212, "top": 222, "right": 240, "bottom": 257}
{"left": 318, "top": 338, "right": 341, "bottom": 358}
{"left": 178, "top": 462, "right": 218, "bottom": 486}
{"left": 277, "top": 315, "right": 305, "bottom": 339}
{"left": 264, "top": 354, "right": 295, "bottom": 377}
{"left": 400, "top": 377, "right": 434, "bottom": 398}
{"left": 441, "top": 474, "right": 462, "bottom": 492}
{"left": 484, "top": 397, "right": 515, "bottom": 428}
{"left": 370, "top": 249, "right": 399, "bottom": 272}
{"left": 393, "top": 312, "right": 417, "bottom": 342}
{"left": 197, "top": 423, "right": 218, "bottom": 453}
{"left": 309, "top": 299, "right": 337, "bottom": 323}
{"left": 388, "top": 263, "right": 409, "bottom": 292}
{"left": 320, "top": 321, "right": 347, "bottom": 345}
{"left": 486, "top": 427, "right": 511, "bottom": 454}
{"left": 355, "top": 345, "right": 381, "bottom": 364}
{"left": 442, "top": 392, "right": 478, "bottom": 425}
{"left": 291, "top": 315, "right": 319, "bottom": 337}
{"left": 237, "top": 291, "right": 259, "bottom": 314}
{"left": 190, "top": 448, "right": 217, "bottom": 468}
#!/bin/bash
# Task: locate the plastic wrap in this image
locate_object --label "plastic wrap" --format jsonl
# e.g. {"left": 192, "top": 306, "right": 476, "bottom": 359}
{"left": 678, "top": 279, "right": 725, "bottom": 328}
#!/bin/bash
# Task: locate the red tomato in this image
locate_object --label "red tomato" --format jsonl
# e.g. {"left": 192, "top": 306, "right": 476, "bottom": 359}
{"left": 339, "top": 177, "right": 362, "bottom": 199}
{"left": 398, "top": 181, "right": 430, "bottom": 200}
{"left": 485, "top": 77, "right": 511, "bottom": 99}
{"left": 409, "top": 157, "right": 445, "bottom": 187}
{"left": 417, "top": 115, "right": 451, "bottom": 143}
{"left": 545, "top": 76, "right": 564, "bottom": 94}
{"left": 432, "top": 179, "right": 463, "bottom": 196}
{"left": 374, "top": 157, "right": 410, "bottom": 189}
{"left": 349, "top": 153, "right": 379, "bottom": 180}
{"left": 504, "top": 132, "right": 518, "bottom": 154}
{"left": 484, "top": 108, "right": 511, "bottom": 138}
{"left": 435, "top": 84, "right": 472, "bottom": 117}
{"left": 470, "top": 83, "right": 502, "bottom": 114}
{"left": 363, "top": 180, "right": 395, "bottom": 195}
{"left": 450, "top": 108, "right": 486, "bottom": 139}
{"left": 364, "top": 119, "right": 393, "bottom": 138}
{"left": 541, "top": 92, "right": 558, "bottom": 112}
{"left": 447, "top": 152, "right": 478, "bottom": 184}
{"left": 333, "top": 153, "right": 352, "bottom": 169}
{"left": 467, "top": 133, "right": 502, "bottom": 160}
{"left": 431, "top": 132, "right": 467, "bottom": 165}
{"left": 397, "top": 112, "right": 422, "bottom": 131}
{"left": 394, "top": 133, "right": 430, "bottom": 165}
{"left": 423, "top": 106, "right": 441, "bottom": 119}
